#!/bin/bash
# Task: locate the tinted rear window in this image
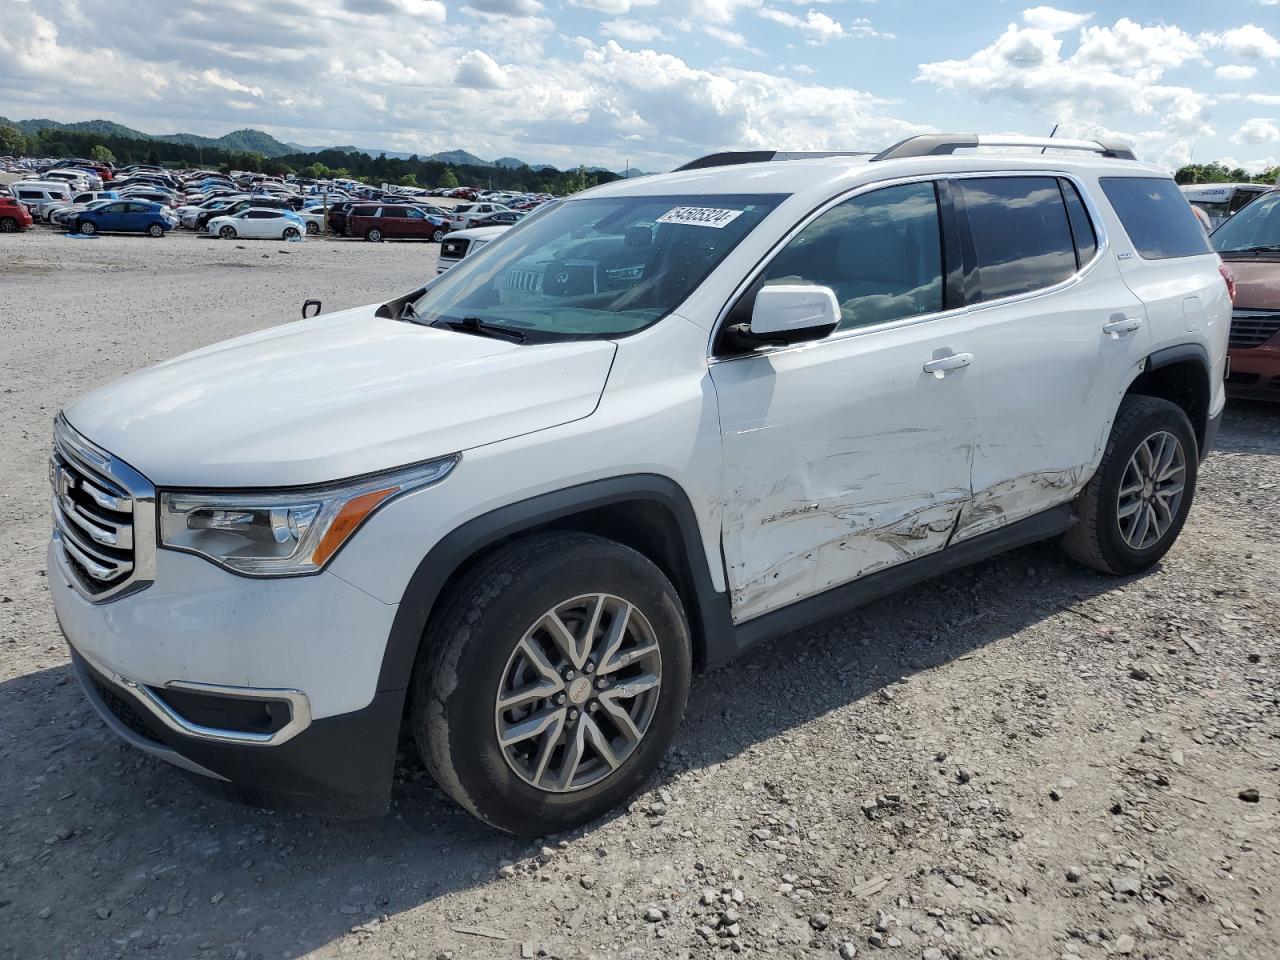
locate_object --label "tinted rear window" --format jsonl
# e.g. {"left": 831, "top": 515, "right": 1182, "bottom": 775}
{"left": 1059, "top": 179, "right": 1097, "bottom": 267}
{"left": 1100, "top": 177, "right": 1212, "bottom": 260}
{"left": 956, "top": 176, "right": 1077, "bottom": 301}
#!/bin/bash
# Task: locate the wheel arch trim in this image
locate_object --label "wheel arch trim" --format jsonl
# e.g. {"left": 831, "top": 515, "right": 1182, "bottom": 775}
{"left": 376, "top": 474, "right": 735, "bottom": 696}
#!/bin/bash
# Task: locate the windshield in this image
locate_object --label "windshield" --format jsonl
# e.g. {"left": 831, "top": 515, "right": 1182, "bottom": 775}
{"left": 410, "top": 193, "right": 786, "bottom": 340}
{"left": 1211, "top": 191, "right": 1280, "bottom": 253}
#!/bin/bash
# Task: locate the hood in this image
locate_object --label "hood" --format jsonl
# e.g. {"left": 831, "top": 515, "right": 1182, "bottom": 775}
{"left": 63, "top": 305, "right": 617, "bottom": 487}
{"left": 1222, "top": 258, "right": 1280, "bottom": 311}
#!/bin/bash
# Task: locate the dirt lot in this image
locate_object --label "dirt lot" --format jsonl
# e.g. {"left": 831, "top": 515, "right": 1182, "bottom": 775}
{"left": 0, "top": 228, "right": 1277, "bottom": 960}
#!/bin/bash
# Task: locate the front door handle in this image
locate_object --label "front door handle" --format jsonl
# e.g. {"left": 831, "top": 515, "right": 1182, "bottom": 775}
{"left": 923, "top": 352, "right": 974, "bottom": 378}
{"left": 1103, "top": 316, "right": 1143, "bottom": 338}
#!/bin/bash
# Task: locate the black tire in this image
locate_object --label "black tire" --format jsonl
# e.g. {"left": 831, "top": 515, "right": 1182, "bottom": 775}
{"left": 147, "top": 223, "right": 164, "bottom": 238}
{"left": 1062, "top": 395, "right": 1198, "bottom": 575}
{"left": 0, "top": 217, "right": 17, "bottom": 233}
{"left": 219, "top": 225, "right": 236, "bottom": 239}
{"left": 76, "top": 220, "right": 95, "bottom": 235}
{"left": 411, "top": 532, "right": 691, "bottom": 835}
{"left": 365, "top": 227, "right": 383, "bottom": 242}
{"left": 283, "top": 227, "right": 301, "bottom": 240}
{"left": 305, "top": 221, "right": 319, "bottom": 234}
{"left": 432, "top": 228, "right": 446, "bottom": 243}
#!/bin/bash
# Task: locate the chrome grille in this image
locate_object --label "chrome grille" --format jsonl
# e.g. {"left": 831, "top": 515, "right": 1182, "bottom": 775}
{"left": 1229, "top": 310, "right": 1280, "bottom": 349}
{"left": 50, "top": 415, "right": 155, "bottom": 602}
{"left": 502, "top": 269, "right": 541, "bottom": 293}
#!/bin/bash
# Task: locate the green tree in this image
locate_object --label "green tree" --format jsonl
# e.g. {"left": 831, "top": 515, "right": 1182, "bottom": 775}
{"left": 399, "top": 172, "right": 419, "bottom": 187}
{"left": 438, "top": 167, "right": 460, "bottom": 189}
{"left": 302, "top": 162, "right": 331, "bottom": 180}
{"left": 0, "top": 125, "right": 28, "bottom": 156}
{"left": 89, "top": 144, "right": 116, "bottom": 164}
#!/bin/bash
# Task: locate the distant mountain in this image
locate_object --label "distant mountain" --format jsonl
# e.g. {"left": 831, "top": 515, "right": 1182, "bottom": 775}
{"left": 0, "top": 116, "right": 631, "bottom": 174}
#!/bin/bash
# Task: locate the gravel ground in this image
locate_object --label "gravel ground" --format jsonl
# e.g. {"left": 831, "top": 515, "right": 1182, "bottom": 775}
{"left": 1, "top": 228, "right": 1277, "bottom": 960}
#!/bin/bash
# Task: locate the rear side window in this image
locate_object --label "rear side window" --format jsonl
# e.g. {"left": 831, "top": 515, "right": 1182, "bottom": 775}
{"left": 1059, "top": 179, "right": 1097, "bottom": 267}
{"left": 1099, "top": 177, "right": 1212, "bottom": 260}
{"left": 956, "top": 177, "right": 1077, "bottom": 301}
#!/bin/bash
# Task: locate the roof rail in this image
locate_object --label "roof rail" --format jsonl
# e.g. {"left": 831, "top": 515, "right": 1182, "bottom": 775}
{"left": 675, "top": 150, "right": 873, "bottom": 171}
{"left": 870, "top": 134, "right": 1136, "bottom": 162}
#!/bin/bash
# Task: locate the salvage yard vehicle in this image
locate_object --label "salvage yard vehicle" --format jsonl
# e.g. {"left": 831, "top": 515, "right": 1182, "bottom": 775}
{"left": 1211, "top": 189, "right": 1280, "bottom": 400}
{"left": 73, "top": 199, "right": 175, "bottom": 237}
{"left": 50, "top": 134, "right": 1230, "bottom": 834}
{"left": 436, "top": 224, "right": 511, "bottom": 272}
{"left": 0, "top": 195, "right": 33, "bottom": 232}
{"left": 349, "top": 203, "right": 451, "bottom": 242}
{"left": 206, "top": 207, "right": 305, "bottom": 241}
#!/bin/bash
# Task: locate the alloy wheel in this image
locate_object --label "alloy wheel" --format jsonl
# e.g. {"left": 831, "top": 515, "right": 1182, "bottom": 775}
{"left": 1116, "top": 430, "right": 1186, "bottom": 550}
{"left": 494, "top": 593, "right": 662, "bottom": 793}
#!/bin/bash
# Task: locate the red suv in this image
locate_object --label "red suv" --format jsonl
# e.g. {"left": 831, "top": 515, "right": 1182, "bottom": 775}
{"left": 347, "top": 203, "right": 450, "bottom": 242}
{"left": 1211, "top": 190, "right": 1280, "bottom": 400}
{"left": 0, "top": 196, "right": 34, "bottom": 232}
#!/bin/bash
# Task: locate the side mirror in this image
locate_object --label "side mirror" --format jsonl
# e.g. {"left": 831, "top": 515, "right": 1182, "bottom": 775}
{"left": 301, "top": 299, "right": 322, "bottom": 319}
{"left": 748, "top": 284, "right": 840, "bottom": 341}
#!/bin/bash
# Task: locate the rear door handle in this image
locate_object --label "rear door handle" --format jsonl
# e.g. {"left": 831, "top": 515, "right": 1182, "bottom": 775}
{"left": 1103, "top": 316, "right": 1143, "bottom": 338}
{"left": 922, "top": 352, "right": 974, "bottom": 378}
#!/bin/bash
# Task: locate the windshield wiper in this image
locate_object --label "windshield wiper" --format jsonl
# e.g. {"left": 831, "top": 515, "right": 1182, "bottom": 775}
{"left": 442, "top": 316, "right": 528, "bottom": 343}
{"left": 1223, "top": 244, "right": 1280, "bottom": 253}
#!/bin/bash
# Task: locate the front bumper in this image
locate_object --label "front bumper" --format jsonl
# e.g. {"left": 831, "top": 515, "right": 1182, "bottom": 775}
{"left": 50, "top": 542, "right": 406, "bottom": 817}
{"left": 67, "top": 640, "right": 403, "bottom": 816}
{"left": 1225, "top": 345, "right": 1280, "bottom": 401}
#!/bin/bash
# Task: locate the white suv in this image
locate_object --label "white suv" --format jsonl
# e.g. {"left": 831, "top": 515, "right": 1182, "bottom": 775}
{"left": 49, "top": 135, "right": 1230, "bottom": 833}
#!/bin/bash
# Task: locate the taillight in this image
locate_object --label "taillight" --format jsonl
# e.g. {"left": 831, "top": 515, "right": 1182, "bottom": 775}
{"left": 1218, "top": 261, "right": 1237, "bottom": 305}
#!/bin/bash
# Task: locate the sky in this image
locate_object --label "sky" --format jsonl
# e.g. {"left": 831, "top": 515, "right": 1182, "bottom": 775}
{"left": 0, "top": 0, "right": 1277, "bottom": 173}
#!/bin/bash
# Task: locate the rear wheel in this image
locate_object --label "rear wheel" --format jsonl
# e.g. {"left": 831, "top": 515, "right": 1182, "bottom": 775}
{"left": 0, "top": 217, "right": 17, "bottom": 233}
{"left": 76, "top": 220, "right": 95, "bottom": 235}
{"left": 432, "top": 228, "right": 446, "bottom": 242}
{"left": 283, "top": 226, "right": 301, "bottom": 241}
{"left": 366, "top": 227, "right": 383, "bottom": 242}
{"left": 218, "top": 225, "right": 236, "bottom": 239}
{"left": 411, "top": 532, "right": 691, "bottom": 835}
{"left": 147, "top": 223, "right": 164, "bottom": 238}
{"left": 1063, "top": 395, "right": 1198, "bottom": 575}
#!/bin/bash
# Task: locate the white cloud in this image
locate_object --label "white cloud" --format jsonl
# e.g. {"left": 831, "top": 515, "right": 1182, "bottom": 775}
{"left": 600, "top": 19, "right": 668, "bottom": 42}
{"left": 1232, "top": 118, "right": 1280, "bottom": 144}
{"left": 757, "top": 7, "right": 890, "bottom": 43}
{"left": 1021, "top": 6, "right": 1092, "bottom": 33}
{"left": 917, "top": 18, "right": 1215, "bottom": 166}
{"left": 569, "top": 0, "right": 658, "bottom": 12}
{"left": 465, "top": 0, "right": 544, "bottom": 16}
{"left": 1205, "top": 24, "right": 1280, "bottom": 60}
{"left": 1215, "top": 64, "right": 1258, "bottom": 80}
{"left": 454, "top": 49, "right": 510, "bottom": 88}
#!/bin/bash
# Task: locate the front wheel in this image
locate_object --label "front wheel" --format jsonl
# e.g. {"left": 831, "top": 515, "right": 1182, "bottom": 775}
{"left": 283, "top": 226, "right": 301, "bottom": 240}
{"left": 411, "top": 532, "right": 691, "bottom": 835}
{"left": 1062, "top": 395, "right": 1198, "bottom": 575}
{"left": 76, "top": 220, "right": 95, "bottom": 235}
{"left": 365, "top": 227, "right": 383, "bottom": 242}
{"left": 0, "top": 217, "right": 17, "bottom": 233}
{"left": 305, "top": 221, "right": 319, "bottom": 235}
{"left": 147, "top": 223, "right": 164, "bottom": 238}
{"left": 218, "top": 225, "right": 236, "bottom": 239}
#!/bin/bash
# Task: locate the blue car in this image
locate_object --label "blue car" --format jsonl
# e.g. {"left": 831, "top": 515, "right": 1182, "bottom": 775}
{"left": 73, "top": 200, "right": 176, "bottom": 237}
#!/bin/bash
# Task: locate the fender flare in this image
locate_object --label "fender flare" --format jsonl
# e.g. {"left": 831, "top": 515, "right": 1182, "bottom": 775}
{"left": 1145, "top": 341, "right": 1209, "bottom": 373}
{"left": 374, "top": 474, "right": 734, "bottom": 697}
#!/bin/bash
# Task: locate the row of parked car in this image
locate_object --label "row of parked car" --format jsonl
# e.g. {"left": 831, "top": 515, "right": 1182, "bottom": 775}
{"left": 1, "top": 156, "right": 553, "bottom": 242}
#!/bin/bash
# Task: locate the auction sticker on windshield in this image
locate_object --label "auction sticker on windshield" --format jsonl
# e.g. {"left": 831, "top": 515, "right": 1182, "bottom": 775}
{"left": 656, "top": 206, "right": 744, "bottom": 229}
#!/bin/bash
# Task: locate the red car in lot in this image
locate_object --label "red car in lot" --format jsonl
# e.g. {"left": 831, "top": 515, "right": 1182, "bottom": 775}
{"left": 347, "top": 203, "right": 450, "bottom": 242}
{"left": 0, "top": 196, "right": 34, "bottom": 232}
{"left": 1211, "top": 190, "right": 1280, "bottom": 401}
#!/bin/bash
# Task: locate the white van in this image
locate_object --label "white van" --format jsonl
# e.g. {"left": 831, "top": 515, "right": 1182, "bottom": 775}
{"left": 11, "top": 181, "right": 72, "bottom": 218}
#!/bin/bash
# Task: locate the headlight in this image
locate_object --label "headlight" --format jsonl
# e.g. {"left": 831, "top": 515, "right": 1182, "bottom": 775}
{"left": 158, "top": 456, "right": 458, "bottom": 576}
